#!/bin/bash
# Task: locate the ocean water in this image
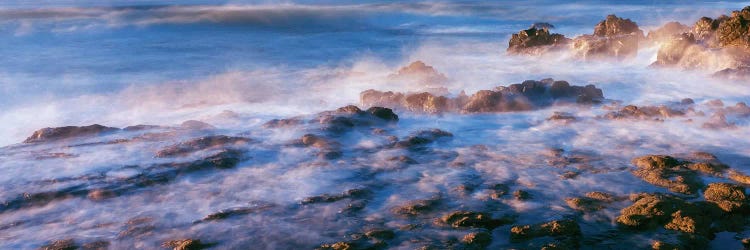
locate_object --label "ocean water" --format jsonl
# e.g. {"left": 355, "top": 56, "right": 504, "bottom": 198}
{"left": 1, "top": 1, "right": 750, "bottom": 249}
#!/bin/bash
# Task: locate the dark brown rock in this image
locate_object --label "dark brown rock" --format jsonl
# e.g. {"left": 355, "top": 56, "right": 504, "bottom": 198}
{"left": 440, "top": 211, "right": 513, "bottom": 229}
{"left": 593, "top": 15, "right": 644, "bottom": 37}
{"left": 572, "top": 15, "right": 644, "bottom": 60}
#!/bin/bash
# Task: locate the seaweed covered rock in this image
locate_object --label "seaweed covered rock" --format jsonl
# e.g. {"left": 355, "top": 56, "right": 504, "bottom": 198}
{"left": 631, "top": 155, "right": 703, "bottom": 194}
{"left": 507, "top": 24, "right": 570, "bottom": 55}
{"left": 572, "top": 15, "right": 644, "bottom": 60}
{"left": 616, "top": 193, "right": 686, "bottom": 228}
{"left": 703, "top": 183, "right": 747, "bottom": 212}
{"left": 565, "top": 191, "right": 615, "bottom": 212}
{"left": 393, "top": 196, "right": 441, "bottom": 216}
{"left": 439, "top": 211, "right": 513, "bottom": 229}
{"left": 360, "top": 79, "right": 604, "bottom": 114}
{"left": 24, "top": 124, "right": 120, "bottom": 143}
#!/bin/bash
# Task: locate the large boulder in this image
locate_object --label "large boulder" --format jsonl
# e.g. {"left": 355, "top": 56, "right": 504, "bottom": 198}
{"left": 507, "top": 24, "right": 570, "bottom": 55}
{"left": 647, "top": 21, "right": 690, "bottom": 43}
{"left": 572, "top": 15, "right": 644, "bottom": 60}
{"left": 388, "top": 61, "right": 449, "bottom": 95}
{"left": 24, "top": 124, "right": 120, "bottom": 143}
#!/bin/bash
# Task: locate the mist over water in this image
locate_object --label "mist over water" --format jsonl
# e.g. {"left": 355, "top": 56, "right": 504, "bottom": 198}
{"left": 2, "top": 1, "right": 750, "bottom": 249}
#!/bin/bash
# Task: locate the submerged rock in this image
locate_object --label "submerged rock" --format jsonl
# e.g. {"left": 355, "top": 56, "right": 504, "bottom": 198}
{"left": 603, "top": 105, "right": 687, "bottom": 120}
{"left": 616, "top": 193, "right": 685, "bottom": 228}
{"left": 507, "top": 24, "right": 570, "bottom": 55}
{"left": 301, "top": 188, "right": 372, "bottom": 205}
{"left": 24, "top": 124, "right": 120, "bottom": 143}
{"left": 393, "top": 196, "right": 441, "bottom": 216}
{"left": 395, "top": 129, "right": 453, "bottom": 149}
{"left": 461, "top": 231, "right": 492, "bottom": 249}
{"left": 37, "top": 239, "right": 77, "bottom": 250}
{"left": 162, "top": 239, "right": 206, "bottom": 250}
{"left": 565, "top": 191, "right": 615, "bottom": 212}
{"left": 509, "top": 219, "right": 582, "bottom": 249}
{"left": 440, "top": 211, "right": 513, "bottom": 229}
{"left": 156, "top": 135, "right": 251, "bottom": 157}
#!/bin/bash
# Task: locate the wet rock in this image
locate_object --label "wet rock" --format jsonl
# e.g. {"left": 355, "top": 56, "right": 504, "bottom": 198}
{"left": 87, "top": 189, "right": 116, "bottom": 201}
{"left": 393, "top": 196, "right": 441, "bottom": 216}
{"left": 565, "top": 192, "right": 614, "bottom": 212}
{"left": 713, "top": 66, "right": 750, "bottom": 80}
{"left": 509, "top": 219, "right": 582, "bottom": 247}
{"left": 24, "top": 124, "right": 120, "bottom": 143}
{"left": 119, "top": 217, "right": 156, "bottom": 238}
{"left": 560, "top": 171, "right": 580, "bottom": 179}
{"left": 440, "top": 211, "right": 513, "bottom": 229}
{"left": 647, "top": 22, "right": 690, "bottom": 43}
{"left": 547, "top": 112, "right": 576, "bottom": 121}
{"left": 593, "top": 15, "right": 643, "bottom": 37}
{"left": 123, "top": 124, "right": 162, "bottom": 131}
{"left": 37, "top": 239, "right": 77, "bottom": 250}
{"left": 361, "top": 79, "right": 604, "bottom": 114}
{"left": 301, "top": 188, "right": 372, "bottom": 205}
{"left": 162, "top": 239, "right": 205, "bottom": 250}
{"left": 180, "top": 120, "right": 215, "bottom": 130}
{"left": 651, "top": 241, "right": 682, "bottom": 250}
{"left": 488, "top": 183, "right": 510, "bottom": 200}
{"left": 716, "top": 7, "right": 750, "bottom": 48}
{"left": 631, "top": 155, "right": 703, "bottom": 194}
{"left": 702, "top": 113, "right": 735, "bottom": 129}
{"left": 80, "top": 241, "right": 109, "bottom": 250}
{"left": 366, "top": 107, "right": 399, "bottom": 122}
{"left": 263, "top": 118, "right": 304, "bottom": 128}
{"left": 156, "top": 135, "right": 251, "bottom": 157}
{"left": 461, "top": 231, "right": 492, "bottom": 249}
{"left": 364, "top": 229, "right": 395, "bottom": 240}
{"left": 616, "top": 193, "right": 685, "bottom": 228}
{"left": 507, "top": 24, "right": 570, "bottom": 55}
{"left": 395, "top": 129, "right": 453, "bottom": 149}
{"left": 513, "top": 190, "right": 531, "bottom": 200}
{"left": 728, "top": 170, "right": 750, "bottom": 185}
{"left": 603, "top": 105, "right": 686, "bottom": 120}
{"left": 572, "top": 15, "right": 644, "bottom": 60}
{"left": 199, "top": 204, "right": 275, "bottom": 222}
{"left": 388, "top": 61, "right": 449, "bottom": 92}
{"left": 703, "top": 183, "right": 747, "bottom": 212}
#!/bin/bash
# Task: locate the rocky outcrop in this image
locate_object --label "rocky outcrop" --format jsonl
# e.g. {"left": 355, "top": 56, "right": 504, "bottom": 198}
{"left": 507, "top": 24, "right": 570, "bottom": 55}
{"left": 439, "top": 211, "right": 514, "bottom": 229}
{"left": 155, "top": 135, "right": 251, "bottom": 157}
{"left": 652, "top": 6, "right": 750, "bottom": 73}
{"left": 572, "top": 15, "right": 645, "bottom": 60}
{"left": 361, "top": 78, "right": 604, "bottom": 114}
{"left": 388, "top": 61, "right": 449, "bottom": 95}
{"left": 24, "top": 124, "right": 120, "bottom": 143}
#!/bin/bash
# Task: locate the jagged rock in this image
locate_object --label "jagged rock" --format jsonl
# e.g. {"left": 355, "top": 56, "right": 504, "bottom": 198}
{"left": 156, "top": 135, "right": 251, "bottom": 157}
{"left": 507, "top": 24, "right": 570, "bottom": 55}
{"left": 647, "top": 22, "right": 690, "bottom": 43}
{"left": 572, "top": 15, "right": 644, "bottom": 60}
{"left": 440, "top": 211, "right": 513, "bottom": 229}
{"left": 703, "top": 183, "right": 747, "bottom": 212}
{"left": 24, "top": 124, "right": 120, "bottom": 143}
